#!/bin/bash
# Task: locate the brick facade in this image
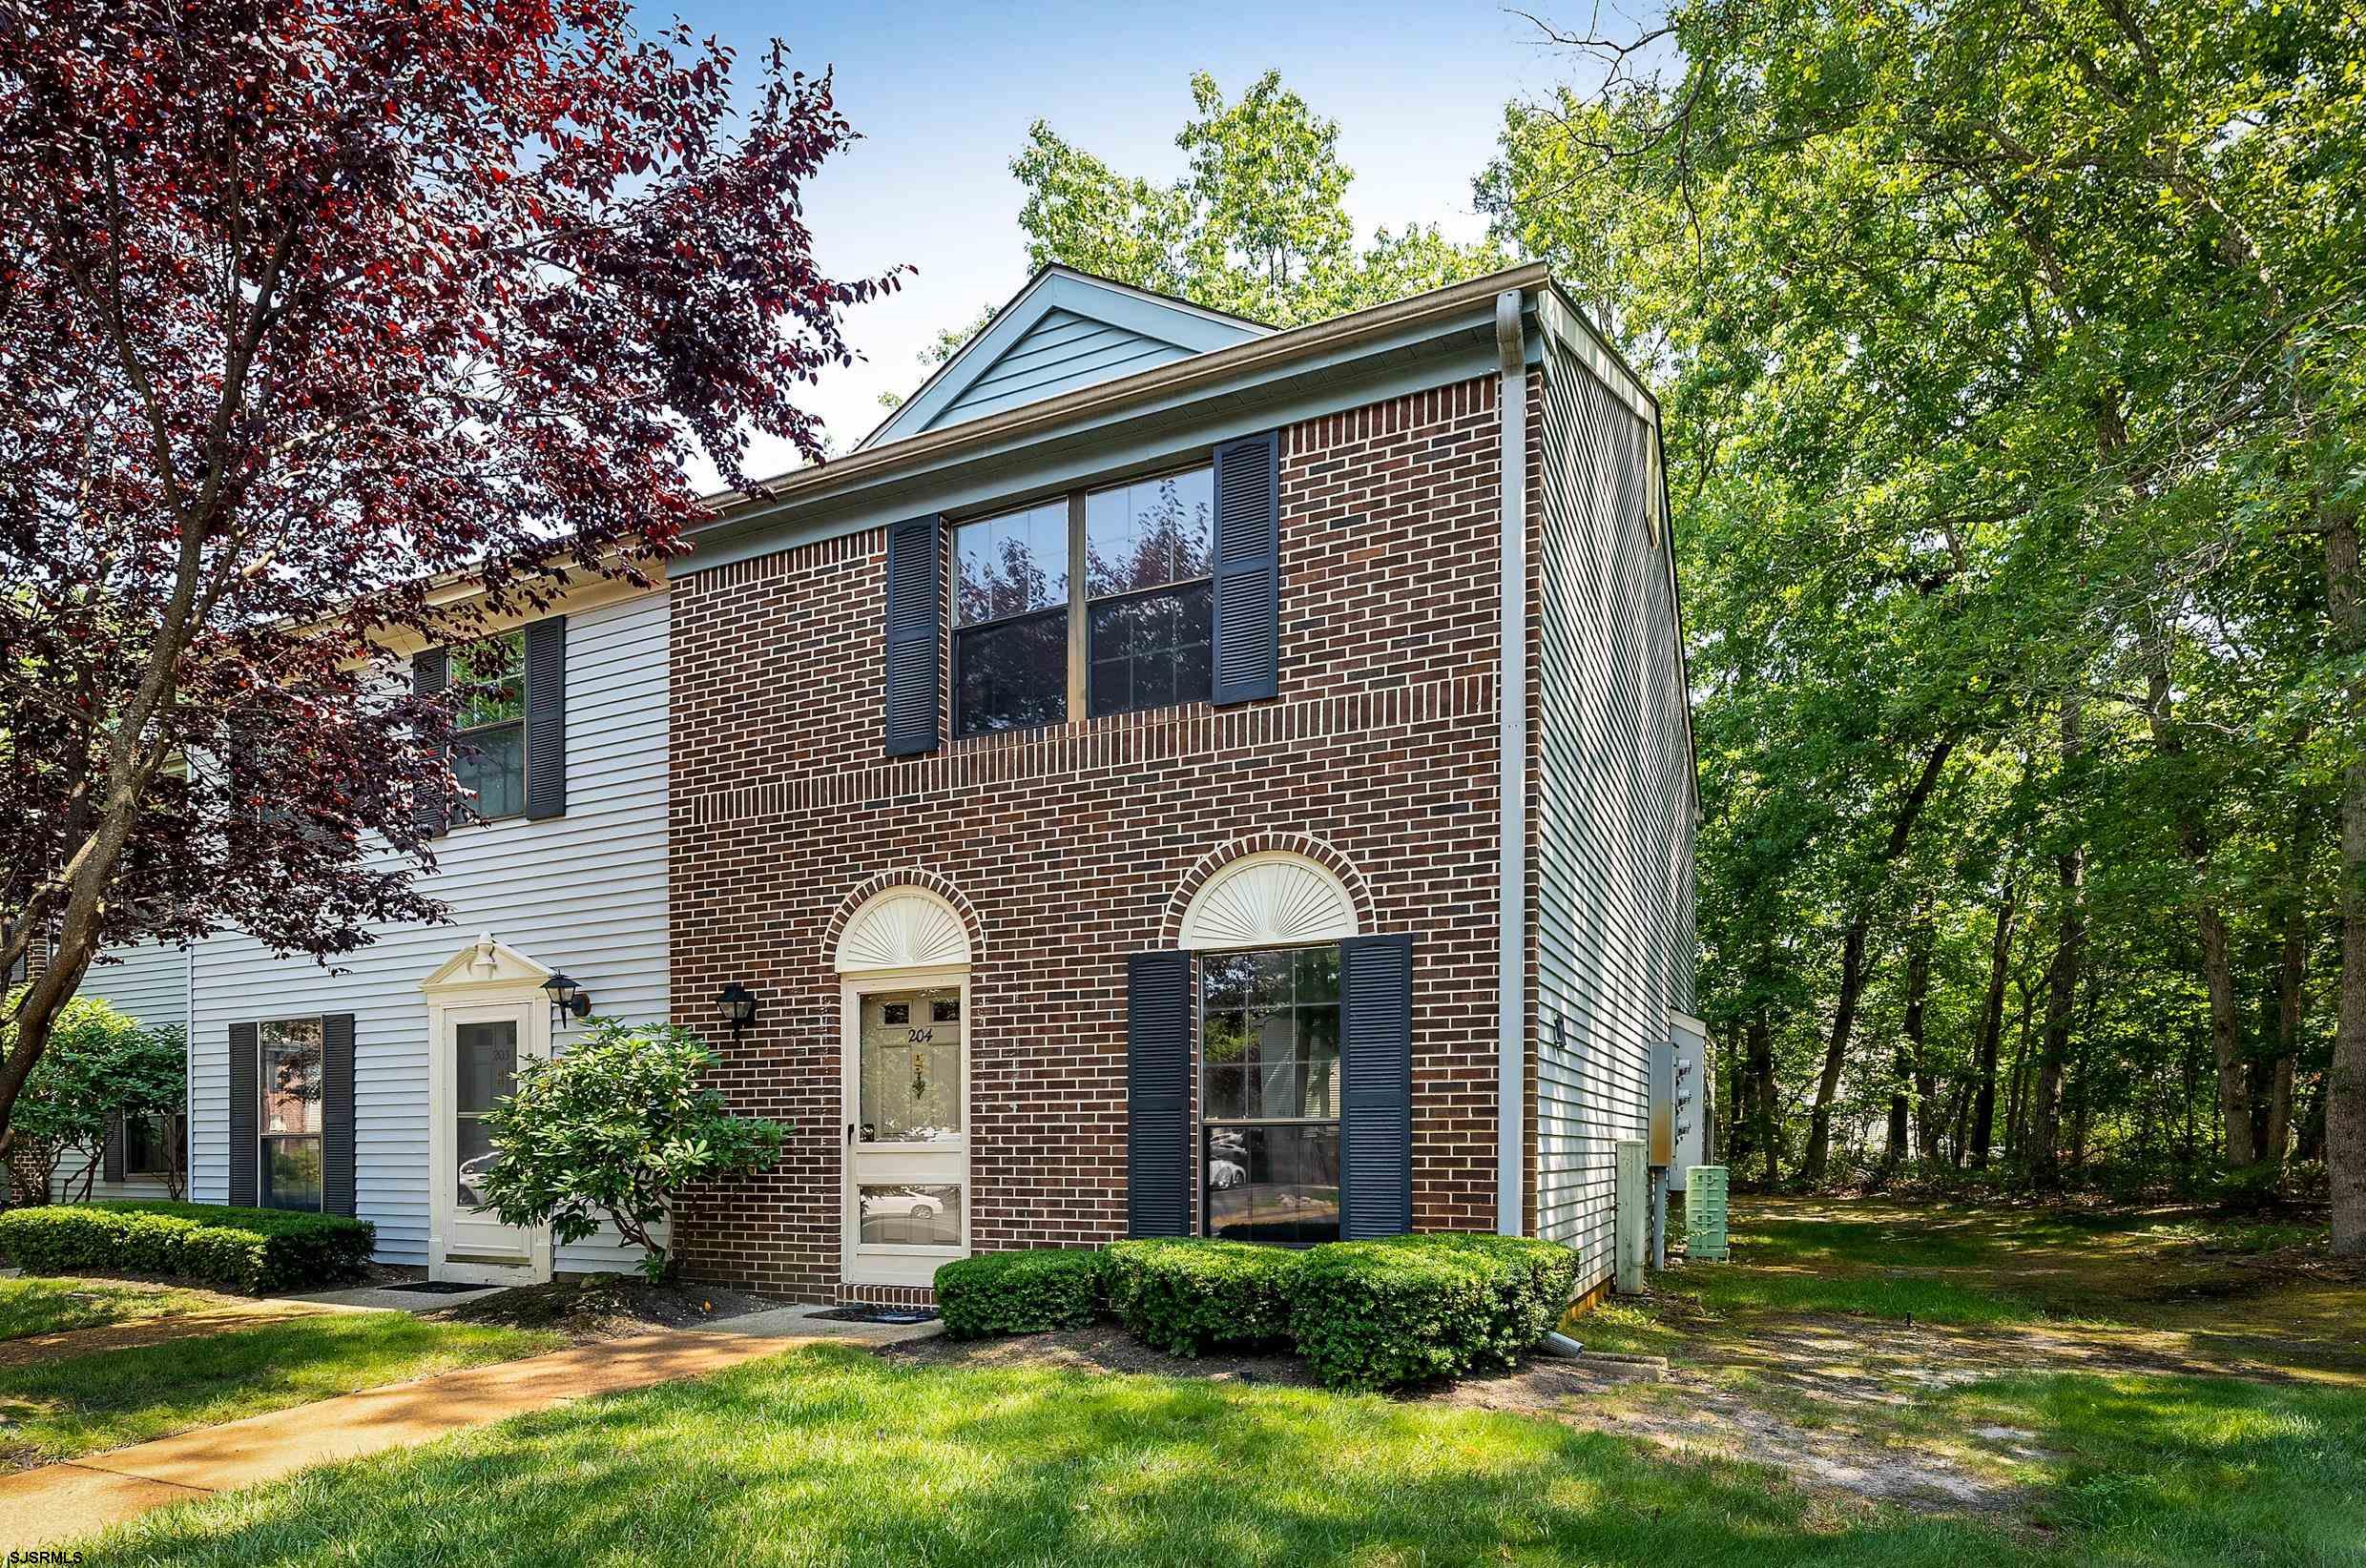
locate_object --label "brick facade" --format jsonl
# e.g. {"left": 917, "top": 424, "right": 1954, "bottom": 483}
{"left": 669, "top": 375, "right": 1513, "bottom": 1300}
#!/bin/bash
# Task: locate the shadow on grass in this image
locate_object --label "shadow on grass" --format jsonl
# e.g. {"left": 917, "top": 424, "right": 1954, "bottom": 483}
{"left": 91, "top": 1345, "right": 2042, "bottom": 1568}
{"left": 0, "top": 1312, "right": 552, "bottom": 1465}
{"left": 1937, "top": 1371, "right": 2366, "bottom": 1565}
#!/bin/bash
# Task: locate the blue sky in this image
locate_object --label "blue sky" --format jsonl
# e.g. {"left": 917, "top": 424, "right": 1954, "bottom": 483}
{"left": 677, "top": 1, "right": 1590, "bottom": 469}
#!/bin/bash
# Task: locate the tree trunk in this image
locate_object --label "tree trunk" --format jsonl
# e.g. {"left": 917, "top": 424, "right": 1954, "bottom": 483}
{"left": 1913, "top": 962, "right": 1940, "bottom": 1159}
{"left": 2265, "top": 789, "right": 2314, "bottom": 1169}
{"left": 2005, "top": 979, "right": 2035, "bottom": 1163}
{"left": 1726, "top": 1021, "right": 1753, "bottom": 1174}
{"left": 1950, "top": 1075, "right": 1970, "bottom": 1167}
{"left": 2145, "top": 648, "right": 2254, "bottom": 1168}
{"left": 2328, "top": 502, "right": 2366, "bottom": 1255}
{"left": 1804, "top": 737, "right": 1958, "bottom": 1182}
{"left": 1805, "top": 919, "right": 1871, "bottom": 1186}
{"left": 2198, "top": 907, "right": 2254, "bottom": 1167}
{"left": 1970, "top": 877, "right": 2020, "bottom": 1168}
{"left": 2032, "top": 706, "right": 2086, "bottom": 1182}
{"left": 1747, "top": 1005, "right": 1781, "bottom": 1189}
{"left": 1892, "top": 918, "right": 1931, "bottom": 1165}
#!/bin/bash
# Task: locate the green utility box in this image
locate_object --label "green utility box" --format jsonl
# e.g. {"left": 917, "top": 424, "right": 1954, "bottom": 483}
{"left": 1685, "top": 1166, "right": 1730, "bottom": 1261}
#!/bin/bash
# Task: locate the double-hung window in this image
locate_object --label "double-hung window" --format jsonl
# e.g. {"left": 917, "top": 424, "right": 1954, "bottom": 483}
{"left": 259, "top": 1018, "right": 325, "bottom": 1212}
{"left": 1086, "top": 470, "right": 1214, "bottom": 718}
{"left": 949, "top": 467, "right": 1216, "bottom": 738}
{"left": 451, "top": 631, "right": 527, "bottom": 821}
{"left": 952, "top": 500, "right": 1069, "bottom": 737}
{"left": 1201, "top": 943, "right": 1342, "bottom": 1245}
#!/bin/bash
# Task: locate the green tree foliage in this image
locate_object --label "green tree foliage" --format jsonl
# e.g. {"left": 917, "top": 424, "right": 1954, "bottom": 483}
{"left": 2, "top": 988, "right": 184, "bottom": 1205}
{"left": 1482, "top": 0, "right": 2361, "bottom": 1233}
{"left": 474, "top": 1021, "right": 784, "bottom": 1280}
{"left": 1012, "top": 71, "right": 1507, "bottom": 326}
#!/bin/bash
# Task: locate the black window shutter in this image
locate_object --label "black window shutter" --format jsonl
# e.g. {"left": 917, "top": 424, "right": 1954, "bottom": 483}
{"left": 524, "top": 616, "right": 567, "bottom": 820}
{"left": 1339, "top": 933, "right": 1414, "bottom": 1239}
{"left": 1127, "top": 949, "right": 1193, "bottom": 1237}
{"left": 102, "top": 1113, "right": 126, "bottom": 1185}
{"left": 412, "top": 649, "right": 449, "bottom": 838}
{"left": 322, "top": 1013, "right": 357, "bottom": 1217}
{"left": 1211, "top": 430, "right": 1281, "bottom": 705}
{"left": 227, "top": 1021, "right": 259, "bottom": 1207}
{"left": 883, "top": 515, "right": 944, "bottom": 756}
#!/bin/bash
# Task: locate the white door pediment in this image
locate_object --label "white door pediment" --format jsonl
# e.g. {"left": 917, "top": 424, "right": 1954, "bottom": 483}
{"left": 420, "top": 933, "right": 554, "bottom": 998}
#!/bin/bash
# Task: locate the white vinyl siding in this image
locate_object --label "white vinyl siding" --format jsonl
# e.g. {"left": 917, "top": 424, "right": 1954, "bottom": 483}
{"left": 1530, "top": 343, "right": 1696, "bottom": 1299}
{"left": 183, "top": 588, "right": 670, "bottom": 1269}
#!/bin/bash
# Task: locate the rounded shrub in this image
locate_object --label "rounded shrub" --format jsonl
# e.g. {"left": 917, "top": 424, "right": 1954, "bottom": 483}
{"left": 935, "top": 1247, "right": 1105, "bottom": 1339}
{"left": 1101, "top": 1237, "right": 1301, "bottom": 1355}
{"left": 1285, "top": 1233, "right": 1580, "bottom": 1392}
{"left": 0, "top": 1200, "right": 374, "bottom": 1293}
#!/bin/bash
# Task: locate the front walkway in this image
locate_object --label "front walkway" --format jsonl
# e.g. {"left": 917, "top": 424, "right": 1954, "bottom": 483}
{"left": 0, "top": 1306, "right": 937, "bottom": 1550}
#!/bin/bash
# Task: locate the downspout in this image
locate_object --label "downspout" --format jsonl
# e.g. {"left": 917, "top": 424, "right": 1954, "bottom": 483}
{"left": 1495, "top": 288, "right": 1528, "bottom": 1237}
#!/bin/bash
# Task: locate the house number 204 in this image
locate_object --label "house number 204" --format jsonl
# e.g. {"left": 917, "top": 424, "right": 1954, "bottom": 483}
{"left": 906, "top": 1027, "right": 934, "bottom": 1044}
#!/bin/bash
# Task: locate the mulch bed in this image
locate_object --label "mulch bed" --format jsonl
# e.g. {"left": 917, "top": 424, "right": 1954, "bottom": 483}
{"left": 429, "top": 1276, "right": 784, "bottom": 1342}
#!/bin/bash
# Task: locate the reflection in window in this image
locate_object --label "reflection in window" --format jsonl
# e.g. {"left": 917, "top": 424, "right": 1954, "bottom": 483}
{"left": 1205, "top": 1124, "right": 1340, "bottom": 1246}
{"left": 858, "top": 989, "right": 962, "bottom": 1144}
{"left": 1201, "top": 944, "right": 1341, "bottom": 1245}
{"left": 452, "top": 630, "right": 527, "bottom": 820}
{"left": 954, "top": 502, "right": 1069, "bottom": 737}
{"left": 259, "top": 1018, "right": 324, "bottom": 1212}
{"left": 125, "top": 1112, "right": 182, "bottom": 1178}
{"left": 1086, "top": 469, "right": 1213, "bottom": 718}
{"left": 455, "top": 1020, "right": 517, "bottom": 1210}
{"left": 858, "top": 1184, "right": 962, "bottom": 1247}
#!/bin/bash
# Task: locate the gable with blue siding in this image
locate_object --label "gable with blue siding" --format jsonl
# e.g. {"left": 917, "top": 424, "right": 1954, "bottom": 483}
{"left": 860, "top": 268, "right": 1266, "bottom": 450}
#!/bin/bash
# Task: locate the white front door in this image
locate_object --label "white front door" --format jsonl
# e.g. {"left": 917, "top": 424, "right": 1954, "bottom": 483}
{"left": 431, "top": 998, "right": 549, "bottom": 1284}
{"left": 842, "top": 975, "right": 969, "bottom": 1288}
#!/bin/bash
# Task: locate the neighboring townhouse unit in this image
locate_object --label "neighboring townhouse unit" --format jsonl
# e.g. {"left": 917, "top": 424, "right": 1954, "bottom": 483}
{"left": 69, "top": 573, "right": 673, "bottom": 1280}
{"left": 666, "top": 263, "right": 1697, "bottom": 1307}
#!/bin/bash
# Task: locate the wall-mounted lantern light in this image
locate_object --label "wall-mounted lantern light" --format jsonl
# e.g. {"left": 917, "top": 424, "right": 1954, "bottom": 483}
{"left": 542, "top": 971, "right": 592, "bottom": 1023}
{"left": 717, "top": 981, "right": 758, "bottom": 1042}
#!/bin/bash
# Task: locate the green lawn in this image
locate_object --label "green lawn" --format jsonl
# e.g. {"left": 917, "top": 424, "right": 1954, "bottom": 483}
{"left": 49, "top": 1200, "right": 2366, "bottom": 1564}
{"left": 87, "top": 1344, "right": 2024, "bottom": 1567}
{"left": 81, "top": 1341, "right": 2366, "bottom": 1567}
{"left": 0, "top": 1276, "right": 231, "bottom": 1342}
{"left": 0, "top": 1311, "right": 559, "bottom": 1467}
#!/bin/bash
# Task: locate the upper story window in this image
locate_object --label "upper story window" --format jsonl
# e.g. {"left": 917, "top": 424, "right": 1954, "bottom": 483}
{"left": 452, "top": 631, "right": 526, "bottom": 821}
{"left": 1086, "top": 470, "right": 1214, "bottom": 719}
{"left": 949, "top": 467, "right": 1214, "bottom": 739}
{"left": 953, "top": 501, "right": 1068, "bottom": 738}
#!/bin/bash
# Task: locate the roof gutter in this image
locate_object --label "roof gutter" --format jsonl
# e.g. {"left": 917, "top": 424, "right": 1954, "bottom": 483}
{"left": 1495, "top": 287, "right": 1529, "bottom": 1238}
{"left": 696, "top": 262, "right": 1553, "bottom": 532}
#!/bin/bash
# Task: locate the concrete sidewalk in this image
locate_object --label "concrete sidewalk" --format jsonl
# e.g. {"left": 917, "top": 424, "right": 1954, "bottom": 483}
{"left": 0, "top": 1306, "right": 938, "bottom": 1550}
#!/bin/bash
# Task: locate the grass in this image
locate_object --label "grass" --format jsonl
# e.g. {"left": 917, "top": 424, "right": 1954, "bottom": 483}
{"left": 84, "top": 1344, "right": 2366, "bottom": 1567}
{"left": 88, "top": 1345, "right": 2031, "bottom": 1567}
{"left": 45, "top": 1199, "right": 2366, "bottom": 1565}
{"left": 0, "top": 1312, "right": 559, "bottom": 1467}
{"left": 0, "top": 1276, "right": 230, "bottom": 1342}
{"left": 1941, "top": 1372, "right": 2366, "bottom": 1564}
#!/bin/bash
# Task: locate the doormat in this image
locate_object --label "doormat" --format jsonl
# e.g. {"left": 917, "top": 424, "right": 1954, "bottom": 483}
{"left": 810, "top": 1305, "right": 939, "bottom": 1325}
{"left": 379, "top": 1280, "right": 503, "bottom": 1295}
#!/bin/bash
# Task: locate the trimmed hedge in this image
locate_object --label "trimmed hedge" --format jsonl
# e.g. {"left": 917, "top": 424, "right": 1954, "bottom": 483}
{"left": 935, "top": 1247, "right": 1105, "bottom": 1339}
{"left": 1101, "top": 1237, "right": 1301, "bottom": 1355}
{"left": 1286, "top": 1232, "right": 1581, "bottom": 1392}
{"left": 0, "top": 1200, "right": 375, "bottom": 1293}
